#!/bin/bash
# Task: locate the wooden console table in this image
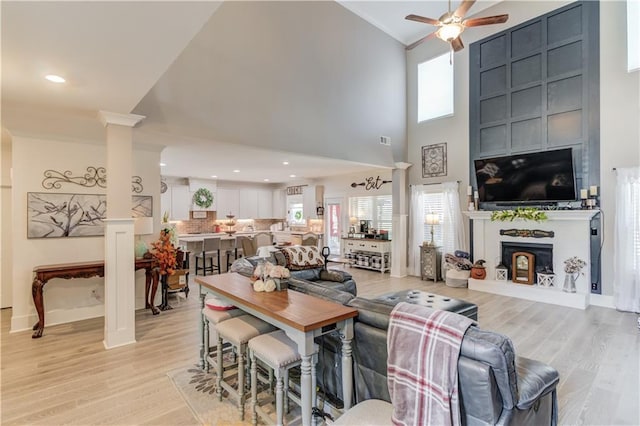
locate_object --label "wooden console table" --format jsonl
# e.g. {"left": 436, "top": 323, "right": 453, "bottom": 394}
{"left": 31, "top": 258, "right": 159, "bottom": 338}
{"left": 196, "top": 273, "right": 358, "bottom": 426}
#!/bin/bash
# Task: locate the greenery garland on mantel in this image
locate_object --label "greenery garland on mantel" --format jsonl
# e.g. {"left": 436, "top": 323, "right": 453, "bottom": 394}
{"left": 193, "top": 188, "right": 214, "bottom": 209}
{"left": 490, "top": 207, "right": 548, "bottom": 222}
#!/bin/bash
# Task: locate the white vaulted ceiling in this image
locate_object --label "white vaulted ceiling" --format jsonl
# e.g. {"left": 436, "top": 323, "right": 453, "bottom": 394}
{"left": 1, "top": 1, "right": 501, "bottom": 183}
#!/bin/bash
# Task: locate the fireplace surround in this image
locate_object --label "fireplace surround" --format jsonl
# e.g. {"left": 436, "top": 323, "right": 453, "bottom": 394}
{"left": 465, "top": 210, "right": 599, "bottom": 309}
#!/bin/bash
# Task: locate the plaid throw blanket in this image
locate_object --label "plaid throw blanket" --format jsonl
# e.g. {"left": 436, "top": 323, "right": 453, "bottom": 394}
{"left": 387, "top": 302, "right": 474, "bottom": 426}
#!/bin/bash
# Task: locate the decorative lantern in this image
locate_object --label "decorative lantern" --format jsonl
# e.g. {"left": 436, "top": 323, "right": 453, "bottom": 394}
{"left": 537, "top": 266, "right": 556, "bottom": 288}
{"left": 495, "top": 262, "right": 508, "bottom": 281}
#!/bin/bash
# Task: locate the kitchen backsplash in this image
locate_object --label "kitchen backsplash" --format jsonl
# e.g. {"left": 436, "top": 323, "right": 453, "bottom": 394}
{"left": 173, "top": 212, "right": 283, "bottom": 234}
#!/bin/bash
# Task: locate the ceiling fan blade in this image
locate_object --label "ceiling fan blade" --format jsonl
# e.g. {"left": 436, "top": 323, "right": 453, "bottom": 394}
{"left": 463, "top": 14, "right": 509, "bottom": 27}
{"left": 454, "top": 0, "right": 476, "bottom": 18}
{"left": 451, "top": 36, "right": 464, "bottom": 52}
{"left": 405, "top": 14, "right": 440, "bottom": 26}
{"left": 406, "top": 31, "right": 438, "bottom": 50}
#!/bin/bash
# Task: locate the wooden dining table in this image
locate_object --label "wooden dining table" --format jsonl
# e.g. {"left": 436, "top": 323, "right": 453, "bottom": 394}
{"left": 196, "top": 272, "right": 358, "bottom": 426}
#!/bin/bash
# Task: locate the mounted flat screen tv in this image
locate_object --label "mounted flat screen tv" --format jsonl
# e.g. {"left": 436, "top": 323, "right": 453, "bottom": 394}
{"left": 474, "top": 148, "right": 576, "bottom": 203}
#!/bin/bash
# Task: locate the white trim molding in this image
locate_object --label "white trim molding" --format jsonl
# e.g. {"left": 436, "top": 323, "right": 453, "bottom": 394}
{"left": 98, "top": 111, "right": 145, "bottom": 128}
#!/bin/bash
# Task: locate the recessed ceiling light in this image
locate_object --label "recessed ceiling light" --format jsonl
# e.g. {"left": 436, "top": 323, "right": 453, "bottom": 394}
{"left": 211, "top": 175, "right": 217, "bottom": 178}
{"left": 283, "top": 161, "right": 289, "bottom": 165}
{"left": 289, "top": 174, "right": 296, "bottom": 178}
{"left": 45, "top": 74, "right": 65, "bottom": 83}
{"left": 264, "top": 179, "right": 270, "bottom": 182}
{"left": 159, "top": 162, "right": 167, "bottom": 167}
{"left": 233, "top": 169, "right": 240, "bottom": 173}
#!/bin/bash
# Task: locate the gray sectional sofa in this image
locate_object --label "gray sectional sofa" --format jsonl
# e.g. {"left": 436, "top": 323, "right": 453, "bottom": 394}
{"left": 229, "top": 254, "right": 559, "bottom": 425}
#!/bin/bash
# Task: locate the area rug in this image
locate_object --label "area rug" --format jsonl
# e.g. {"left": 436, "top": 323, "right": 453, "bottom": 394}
{"left": 167, "top": 365, "right": 303, "bottom": 425}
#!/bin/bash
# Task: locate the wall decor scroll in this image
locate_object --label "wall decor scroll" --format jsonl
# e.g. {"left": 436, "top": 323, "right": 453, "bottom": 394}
{"left": 42, "top": 167, "right": 107, "bottom": 190}
{"left": 499, "top": 229, "right": 555, "bottom": 238}
{"left": 131, "top": 176, "right": 144, "bottom": 193}
{"left": 422, "top": 143, "right": 447, "bottom": 178}
{"left": 350, "top": 176, "right": 392, "bottom": 191}
{"left": 41, "top": 166, "right": 144, "bottom": 193}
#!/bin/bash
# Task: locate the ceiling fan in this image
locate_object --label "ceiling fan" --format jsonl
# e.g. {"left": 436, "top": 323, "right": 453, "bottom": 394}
{"left": 405, "top": 0, "right": 508, "bottom": 51}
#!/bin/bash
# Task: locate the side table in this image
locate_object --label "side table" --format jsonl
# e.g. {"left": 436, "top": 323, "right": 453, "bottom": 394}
{"left": 420, "top": 245, "right": 441, "bottom": 283}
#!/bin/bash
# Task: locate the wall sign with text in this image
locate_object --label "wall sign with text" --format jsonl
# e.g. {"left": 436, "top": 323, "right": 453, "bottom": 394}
{"left": 350, "top": 176, "right": 392, "bottom": 191}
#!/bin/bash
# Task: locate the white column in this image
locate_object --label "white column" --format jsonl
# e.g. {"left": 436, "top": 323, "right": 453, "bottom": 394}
{"left": 391, "top": 162, "right": 412, "bottom": 278}
{"left": 98, "top": 111, "right": 144, "bottom": 349}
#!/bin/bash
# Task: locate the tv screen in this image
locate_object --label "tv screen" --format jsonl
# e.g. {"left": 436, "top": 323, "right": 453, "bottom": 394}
{"left": 474, "top": 148, "right": 576, "bottom": 203}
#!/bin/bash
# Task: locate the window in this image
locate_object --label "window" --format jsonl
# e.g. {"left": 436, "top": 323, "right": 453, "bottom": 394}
{"left": 348, "top": 195, "right": 392, "bottom": 238}
{"left": 629, "top": 0, "right": 640, "bottom": 72}
{"left": 288, "top": 202, "right": 305, "bottom": 225}
{"left": 418, "top": 53, "right": 454, "bottom": 122}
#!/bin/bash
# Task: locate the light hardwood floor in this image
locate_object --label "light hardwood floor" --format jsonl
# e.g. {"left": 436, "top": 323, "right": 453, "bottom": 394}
{"left": 1, "top": 268, "right": 639, "bottom": 425}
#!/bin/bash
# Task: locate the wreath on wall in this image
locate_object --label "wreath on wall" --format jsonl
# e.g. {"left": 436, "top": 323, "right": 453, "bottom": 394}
{"left": 193, "top": 188, "right": 214, "bottom": 209}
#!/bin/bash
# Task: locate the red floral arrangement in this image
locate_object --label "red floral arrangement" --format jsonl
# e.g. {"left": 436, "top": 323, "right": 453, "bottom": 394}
{"left": 151, "top": 229, "right": 177, "bottom": 276}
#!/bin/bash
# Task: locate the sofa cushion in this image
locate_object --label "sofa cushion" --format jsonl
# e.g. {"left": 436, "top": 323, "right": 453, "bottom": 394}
{"left": 287, "top": 277, "right": 355, "bottom": 304}
{"left": 280, "top": 246, "right": 324, "bottom": 270}
{"left": 289, "top": 268, "right": 322, "bottom": 281}
{"left": 319, "top": 269, "right": 345, "bottom": 283}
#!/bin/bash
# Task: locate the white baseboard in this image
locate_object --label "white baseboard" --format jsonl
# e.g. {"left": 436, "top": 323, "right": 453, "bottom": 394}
{"left": 11, "top": 305, "right": 105, "bottom": 333}
{"left": 589, "top": 294, "right": 615, "bottom": 309}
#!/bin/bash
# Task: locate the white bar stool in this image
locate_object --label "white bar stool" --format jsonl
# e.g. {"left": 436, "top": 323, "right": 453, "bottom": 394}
{"left": 249, "top": 330, "right": 303, "bottom": 426}
{"left": 215, "top": 315, "right": 277, "bottom": 420}
{"left": 201, "top": 302, "right": 245, "bottom": 372}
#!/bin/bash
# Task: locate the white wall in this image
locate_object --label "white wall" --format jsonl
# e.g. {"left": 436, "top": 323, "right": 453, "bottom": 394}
{"left": 407, "top": 0, "right": 640, "bottom": 296}
{"left": 1, "top": 129, "right": 13, "bottom": 308}
{"left": 134, "top": 1, "right": 407, "bottom": 166}
{"left": 10, "top": 135, "right": 161, "bottom": 332}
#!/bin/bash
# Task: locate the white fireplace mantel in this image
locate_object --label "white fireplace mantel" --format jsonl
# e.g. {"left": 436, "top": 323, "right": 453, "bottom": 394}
{"left": 465, "top": 209, "right": 600, "bottom": 309}
{"left": 465, "top": 210, "right": 599, "bottom": 221}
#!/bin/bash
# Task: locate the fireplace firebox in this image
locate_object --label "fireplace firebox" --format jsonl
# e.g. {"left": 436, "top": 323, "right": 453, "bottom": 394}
{"left": 501, "top": 242, "right": 553, "bottom": 281}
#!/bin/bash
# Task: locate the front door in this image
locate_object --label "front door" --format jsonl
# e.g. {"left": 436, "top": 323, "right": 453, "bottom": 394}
{"left": 324, "top": 198, "right": 342, "bottom": 256}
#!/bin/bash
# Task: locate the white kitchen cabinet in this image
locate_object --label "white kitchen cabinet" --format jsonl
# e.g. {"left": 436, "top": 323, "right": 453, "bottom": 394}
{"left": 239, "top": 189, "right": 258, "bottom": 219}
{"left": 217, "top": 188, "right": 240, "bottom": 217}
{"left": 303, "top": 186, "right": 316, "bottom": 220}
{"left": 161, "top": 184, "right": 190, "bottom": 221}
{"left": 257, "top": 189, "right": 273, "bottom": 218}
{"left": 272, "top": 189, "right": 286, "bottom": 219}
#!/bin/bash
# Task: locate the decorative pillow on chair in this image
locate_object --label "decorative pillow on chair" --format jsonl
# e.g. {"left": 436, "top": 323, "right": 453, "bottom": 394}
{"left": 205, "top": 296, "right": 236, "bottom": 311}
{"left": 319, "top": 269, "right": 345, "bottom": 283}
{"left": 280, "top": 246, "right": 325, "bottom": 270}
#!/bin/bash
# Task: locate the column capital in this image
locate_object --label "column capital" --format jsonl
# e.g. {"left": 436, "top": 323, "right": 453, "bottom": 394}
{"left": 98, "top": 111, "right": 145, "bottom": 128}
{"left": 394, "top": 162, "right": 412, "bottom": 170}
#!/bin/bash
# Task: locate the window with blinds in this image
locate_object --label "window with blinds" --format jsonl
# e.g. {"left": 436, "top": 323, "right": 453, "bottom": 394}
{"left": 422, "top": 192, "right": 444, "bottom": 246}
{"left": 349, "top": 195, "right": 392, "bottom": 238}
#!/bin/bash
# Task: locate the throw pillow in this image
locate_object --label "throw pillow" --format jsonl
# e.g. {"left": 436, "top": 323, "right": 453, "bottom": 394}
{"left": 319, "top": 269, "right": 345, "bottom": 283}
{"left": 280, "top": 246, "right": 325, "bottom": 270}
{"left": 205, "top": 296, "right": 236, "bottom": 311}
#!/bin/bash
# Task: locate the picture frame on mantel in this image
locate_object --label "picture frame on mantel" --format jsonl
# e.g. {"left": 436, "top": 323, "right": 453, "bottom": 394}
{"left": 422, "top": 143, "right": 447, "bottom": 178}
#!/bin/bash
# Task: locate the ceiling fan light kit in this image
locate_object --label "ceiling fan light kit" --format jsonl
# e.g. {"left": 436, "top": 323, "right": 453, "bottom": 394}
{"left": 437, "top": 23, "right": 464, "bottom": 42}
{"left": 405, "top": 0, "right": 509, "bottom": 51}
